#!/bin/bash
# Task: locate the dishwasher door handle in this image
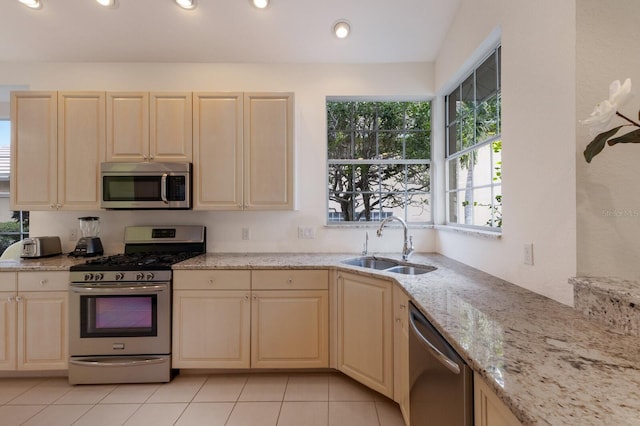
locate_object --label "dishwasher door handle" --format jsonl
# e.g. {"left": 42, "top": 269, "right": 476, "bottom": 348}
{"left": 409, "top": 309, "right": 461, "bottom": 375}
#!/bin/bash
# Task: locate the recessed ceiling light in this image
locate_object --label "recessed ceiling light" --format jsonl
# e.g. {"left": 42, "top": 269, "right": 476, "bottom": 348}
{"left": 175, "top": 0, "right": 196, "bottom": 10}
{"left": 252, "top": 0, "right": 269, "bottom": 9}
{"left": 96, "top": 0, "right": 117, "bottom": 8}
{"left": 333, "top": 21, "right": 351, "bottom": 39}
{"left": 18, "top": 0, "right": 41, "bottom": 9}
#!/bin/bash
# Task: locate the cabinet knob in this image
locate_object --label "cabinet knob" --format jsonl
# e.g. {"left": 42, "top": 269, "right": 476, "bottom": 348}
{"left": 245, "top": 294, "right": 250, "bottom": 300}
{"left": 40, "top": 279, "right": 48, "bottom": 287}
{"left": 287, "top": 278, "right": 293, "bottom": 285}
{"left": 7, "top": 296, "right": 14, "bottom": 302}
{"left": 208, "top": 278, "right": 215, "bottom": 285}
{"left": 400, "top": 303, "right": 406, "bottom": 309}
{"left": 15, "top": 296, "right": 23, "bottom": 302}
{"left": 252, "top": 295, "right": 257, "bottom": 301}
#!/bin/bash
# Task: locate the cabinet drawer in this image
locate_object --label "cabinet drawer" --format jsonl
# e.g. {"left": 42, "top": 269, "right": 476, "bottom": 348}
{"left": 18, "top": 271, "right": 68, "bottom": 292}
{"left": 0, "top": 272, "right": 17, "bottom": 291}
{"left": 173, "top": 270, "right": 251, "bottom": 290}
{"left": 252, "top": 270, "right": 328, "bottom": 290}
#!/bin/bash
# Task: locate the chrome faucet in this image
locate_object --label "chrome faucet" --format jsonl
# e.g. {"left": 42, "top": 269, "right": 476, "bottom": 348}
{"left": 376, "top": 216, "right": 414, "bottom": 260}
{"left": 362, "top": 231, "right": 369, "bottom": 256}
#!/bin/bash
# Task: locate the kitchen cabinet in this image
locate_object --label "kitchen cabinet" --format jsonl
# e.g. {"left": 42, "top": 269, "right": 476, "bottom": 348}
{"left": 251, "top": 270, "right": 328, "bottom": 368}
{"left": 106, "top": 92, "right": 192, "bottom": 162}
{"left": 172, "top": 269, "right": 328, "bottom": 369}
{"left": 0, "top": 272, "right": 17, "bottom": 370}
{"left": 192, "top": 92, "right": 294, "bottom": 210}
{"left": 474, "top": 372, "right": 522, "bottom": 426}
{"left": 10, "top": 91, "right": 105, "bottom": 211}
{"left": 393, "top": 285, "right": 410, "bottom": 425}
{"left": 0, "top": 271, "right": 68, "bottom": 371}
{"left": 336, "top": 271, "right": 394, "bottom": 398}
{"left": 172, "top": 270, "right": 251, "bottom": 369}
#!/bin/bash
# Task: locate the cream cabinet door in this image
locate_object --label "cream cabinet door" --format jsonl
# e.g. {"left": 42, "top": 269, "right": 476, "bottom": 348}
{"left": 475, "top": 372, "right": 522, "bottom": 426}
{"left": 192, "top": 93, "right": 244, "bottom": 210}
{"left": 337, "top": 272, "right": 394, "bottom": 398}
{"left": 58, "top": 91, "right": 105, "bottom": 210}
{"left": 16, "top": 291, "right": 68, "bottom": 370}
{"left": 106, "top": 92, "right": 149, "bottom": 162}
{"left": 0, "top": 291, "right": 17, "bottom": 370}
{"left": 243, "top": 93, "right": 294, "bottom": 210}
{"left": 251, "top": 290, "right": 328, "bottom": 368}
{"left": 150, "top": 92, "right": 192, "bottom": 162}
{"left": 172, "top": 290, "right": 251, "bottom": 368}
{"left": 10, "top": 91, "right": 58, "bottom": 210}
{"left": 393, "top": 285, "right": 410, "bottom": 425}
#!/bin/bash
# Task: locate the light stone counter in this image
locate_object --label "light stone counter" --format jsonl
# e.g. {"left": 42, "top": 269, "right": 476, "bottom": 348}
{"left": 0, "top": 255, "right": 88, "bottom": 271}
{"left": 176, "top": 252, "right": 640, "bottom": 426}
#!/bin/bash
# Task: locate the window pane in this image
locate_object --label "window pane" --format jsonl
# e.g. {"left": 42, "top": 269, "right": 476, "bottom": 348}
{"left": 378, "top": 132, "right": 403, "bottom": 160}
{"left": 406, "top": 102, "right": 431, "bottom": 131}
{"left": 492, "top": 186, "right": 502, "bottom": 228}
{"left": 460, "top": 112, "right": 475, "bottom": 150}
{"left": 471, "top": 144, "right": 493, "bottom": 187}
{"left": 492, "top": 141, "right": 502, "bottom": 183}
{"left": 476, "top": 95, "right": 499, "bottom": 143}
{"left": 460, "top": 74, "right": 475, "bottom": 113}
{"left": 449, "top": 153, "right": 474, "bottom": 191}
{"left": 405, "top": 133, "right": 429, "bottom": 159}
{"left": 354, "top": 102, "right": 378, "bottom": 131}
{"left": 354, "top": 132, "right": 377, "bottom": 159}
{"left": 406, "top": 164, "right": 430, "bottom": 193}
{"left": 377, "top": 102, "right": 404, "bottom": 131}
{"left": 448, "top": 191, "right": 461, "bottom": 224}
{"left": 471, "top": 187, "right": 494, "bottom": 227}
{"left": 448, "top": 87, "right": 460, "bottom": 124}
{"left": 328, "top": 130, "right": 352, "bottom": 159}
{"left": 327, "top": 101, "right": 354, "bottom": 131}
{"left": 476, "top": 52, "right": 497, "bottom": 102}
{"left": 447, "top": 123, "right": 459, "bottom": 156}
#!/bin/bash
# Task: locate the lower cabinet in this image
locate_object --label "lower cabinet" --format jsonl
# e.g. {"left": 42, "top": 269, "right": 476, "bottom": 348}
{"left": 0, "top": 271, "right": 69, "bottom": 371}
{"left": 336, "top": 271, "right": 394, "bottom": 398}
{"left": 393, "top": 285, "right": 410, "bottom": 425}
{"left": 474, "top": 372, "right": 522, "bottom": 426}
{"left": 172, "top": 269, "right": 329, "bottom": 369}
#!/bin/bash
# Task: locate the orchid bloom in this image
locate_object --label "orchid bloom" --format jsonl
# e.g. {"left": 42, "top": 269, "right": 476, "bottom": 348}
{"left": 580, "top": 78, "right": 632, "bottom": 135}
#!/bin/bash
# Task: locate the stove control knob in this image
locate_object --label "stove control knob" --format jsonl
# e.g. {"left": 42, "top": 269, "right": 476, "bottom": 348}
{"left": 115, "top": 273, "right": 125, "bottom": 281}
{"left": 94, "top": 273, "right": 104, "bottom": 281}
{"left": 145, "top": 272, "right": 155, "bottom": 281}
{"left": 84, "top": 273, "right": 94, "bottom": 281}
{"left": 136, "top": 272, "right": 144, "bottom": 281}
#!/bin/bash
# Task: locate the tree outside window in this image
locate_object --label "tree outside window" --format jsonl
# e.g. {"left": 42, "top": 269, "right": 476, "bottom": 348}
{"left": 327, "top": 100, "right": 431, "bottom": 224}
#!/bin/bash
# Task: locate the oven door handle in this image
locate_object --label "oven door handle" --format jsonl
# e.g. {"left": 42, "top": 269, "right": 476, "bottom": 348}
{"left": 70, "top": 284, "right": 168, "bottom": 294}
{"left": 161, "top": 173, "right": 169, "bottom": 204}
{"left": 69, "top": 357, "right": 167, "bottom": 367}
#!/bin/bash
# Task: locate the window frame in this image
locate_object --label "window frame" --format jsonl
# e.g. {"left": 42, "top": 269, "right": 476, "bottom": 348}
{"left": 326, "top": 98, "right": 433, "bottom": 225}
{"left": 444, "top": 45, "right": 502, "bottom": 231}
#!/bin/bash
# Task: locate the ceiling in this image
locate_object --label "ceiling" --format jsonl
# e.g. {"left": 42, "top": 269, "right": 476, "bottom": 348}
{"left": 0, "top": 0, "right": 461, "bottom": 63}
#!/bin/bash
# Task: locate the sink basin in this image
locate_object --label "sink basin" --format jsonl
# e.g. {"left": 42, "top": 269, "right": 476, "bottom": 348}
{"left": 385, "top": 265, "right": 436, "bottom": 275}
{"left": 341, "top": 256, "right": 400, "bottom": 270}
{"left": 341, "top": 256, "right": 436, "bottom": 275}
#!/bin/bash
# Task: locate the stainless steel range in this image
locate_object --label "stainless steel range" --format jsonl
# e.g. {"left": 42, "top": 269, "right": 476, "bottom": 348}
{"left": 68, "top": 225, "right": 205, "bottom": 385}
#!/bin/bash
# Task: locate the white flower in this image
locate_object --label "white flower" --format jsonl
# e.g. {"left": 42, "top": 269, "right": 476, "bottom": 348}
{"left": 580, "top": 78, "right": 633, "bottom": 135}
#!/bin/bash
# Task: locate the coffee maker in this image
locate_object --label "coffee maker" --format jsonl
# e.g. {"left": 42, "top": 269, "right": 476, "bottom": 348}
{"left": 72, "top": 216, "right": 104, "bottom": 257}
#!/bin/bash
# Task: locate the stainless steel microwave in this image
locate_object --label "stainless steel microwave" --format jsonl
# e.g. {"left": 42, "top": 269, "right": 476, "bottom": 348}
{"left": 100, "top": 162, "right": 191, "bottom": 209}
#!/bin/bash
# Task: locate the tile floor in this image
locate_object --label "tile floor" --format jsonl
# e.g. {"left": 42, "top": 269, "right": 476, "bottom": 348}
{"left": 0, "top": 372, "right": 406, "bottom": 426}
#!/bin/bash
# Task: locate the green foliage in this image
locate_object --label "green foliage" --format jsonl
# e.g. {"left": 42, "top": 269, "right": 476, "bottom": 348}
{"left": 327, "top": 101, "right": 431, "bottom": 221}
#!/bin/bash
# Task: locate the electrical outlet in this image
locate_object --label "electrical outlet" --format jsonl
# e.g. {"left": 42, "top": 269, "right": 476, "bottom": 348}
{"left": 298, "top": 226, "right": 316, "bottom": 239}
{"left": 523, "top": 243, "right": 534, "bottom": 265}
{"left": 69, "top": 228, "right": 77, "bottom": 241}
{"left": 242, "top": 227, "right": 250, "bottom": 240}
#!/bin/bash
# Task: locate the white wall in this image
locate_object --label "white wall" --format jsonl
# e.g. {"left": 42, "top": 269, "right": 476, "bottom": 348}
{"left": 434, "top": 0, "right": 577, "bottom": 305}
{"left": 0, "top": 63, "right": 438, "bottom": 255}
{"left": 576, "top": 0, "right": 640, "bottom": 280}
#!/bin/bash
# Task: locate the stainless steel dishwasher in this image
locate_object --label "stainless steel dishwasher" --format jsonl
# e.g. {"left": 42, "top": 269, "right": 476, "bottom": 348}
{"left": 409, "top": 302, "right": 473, "bottom": 425}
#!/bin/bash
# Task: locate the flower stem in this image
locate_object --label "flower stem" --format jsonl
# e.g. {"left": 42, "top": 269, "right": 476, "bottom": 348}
{"left": 616, "top": 111, "right": 640, "bottom": 127}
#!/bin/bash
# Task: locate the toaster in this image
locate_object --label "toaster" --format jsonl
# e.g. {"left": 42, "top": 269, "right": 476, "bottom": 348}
{"left": 21, "top": 236, "right": 62, "bottom": 258}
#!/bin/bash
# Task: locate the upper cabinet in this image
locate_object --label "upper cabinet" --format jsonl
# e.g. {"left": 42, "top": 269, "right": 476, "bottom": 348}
{"left": 11, "top": 91, "right": 104, "bottom": 211}
{"left": 244, "top": 93, "right": 294, "bottom": 210}
{"left": 106, "top": 92, "right": 192, "bottom": 162}
{"left": 193, "top": 92, "right": 294, "bottom": 211}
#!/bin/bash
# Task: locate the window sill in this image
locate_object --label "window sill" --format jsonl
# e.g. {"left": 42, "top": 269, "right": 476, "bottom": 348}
{"left": 325, "top": 223, "right": 434, "bottom": 230}
{"left": 434, "top": 224, "right": 502, "bottom": 240}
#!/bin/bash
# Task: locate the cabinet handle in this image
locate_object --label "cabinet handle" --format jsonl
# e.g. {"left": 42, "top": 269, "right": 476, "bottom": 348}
{"left": 400, "top": 303, "right": 407, "bottom": 309}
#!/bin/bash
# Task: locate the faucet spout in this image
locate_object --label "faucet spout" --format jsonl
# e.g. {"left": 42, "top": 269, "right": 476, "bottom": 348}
{"left": 376, "top": 216, "right": 414, "bottom": 260}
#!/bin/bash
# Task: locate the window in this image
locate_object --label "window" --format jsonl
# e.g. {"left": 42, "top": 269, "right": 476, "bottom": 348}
{"left": 445, "top": 46, "right": 502, "bottom": 229}
{"left": 0, "top": 119, "right": 29, "bottom": 256}
{"left": 327, "top": 100, "right": 431, "bottom": 224}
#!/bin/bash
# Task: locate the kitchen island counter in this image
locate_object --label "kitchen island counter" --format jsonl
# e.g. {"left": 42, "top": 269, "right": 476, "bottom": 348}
{"left": 176, "top": 252, "right": 640, "bottom": 425}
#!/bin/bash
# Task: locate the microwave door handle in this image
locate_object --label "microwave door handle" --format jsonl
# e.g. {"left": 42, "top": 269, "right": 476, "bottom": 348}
{"left": 161, "top": 174, "right": 169, "bottom": 204}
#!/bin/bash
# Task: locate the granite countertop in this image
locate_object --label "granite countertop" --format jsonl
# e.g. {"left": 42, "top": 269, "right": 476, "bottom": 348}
{"left": 176, "top": 252, "right": 640, "bottom": 425}
{"left": 2, "top": 252, "right": 639, "bottom": 424}
{"left": 0, "top": 255, "right": 88, "bottom": 271}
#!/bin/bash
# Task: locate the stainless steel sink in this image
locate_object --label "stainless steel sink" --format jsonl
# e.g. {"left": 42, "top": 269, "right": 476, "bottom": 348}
{"left": 341, "top": 256, "right": 436, "bottom": 275}
{"left": 385, "top": 265, "right": 436, "bottom": 275}
{"left": 341, "top": 256, "right": 400, "bottom": 270}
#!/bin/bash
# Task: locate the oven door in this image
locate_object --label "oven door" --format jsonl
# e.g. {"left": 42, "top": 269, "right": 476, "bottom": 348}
{"left": 69, "top": 282, "right": 171, "bottom": 356}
